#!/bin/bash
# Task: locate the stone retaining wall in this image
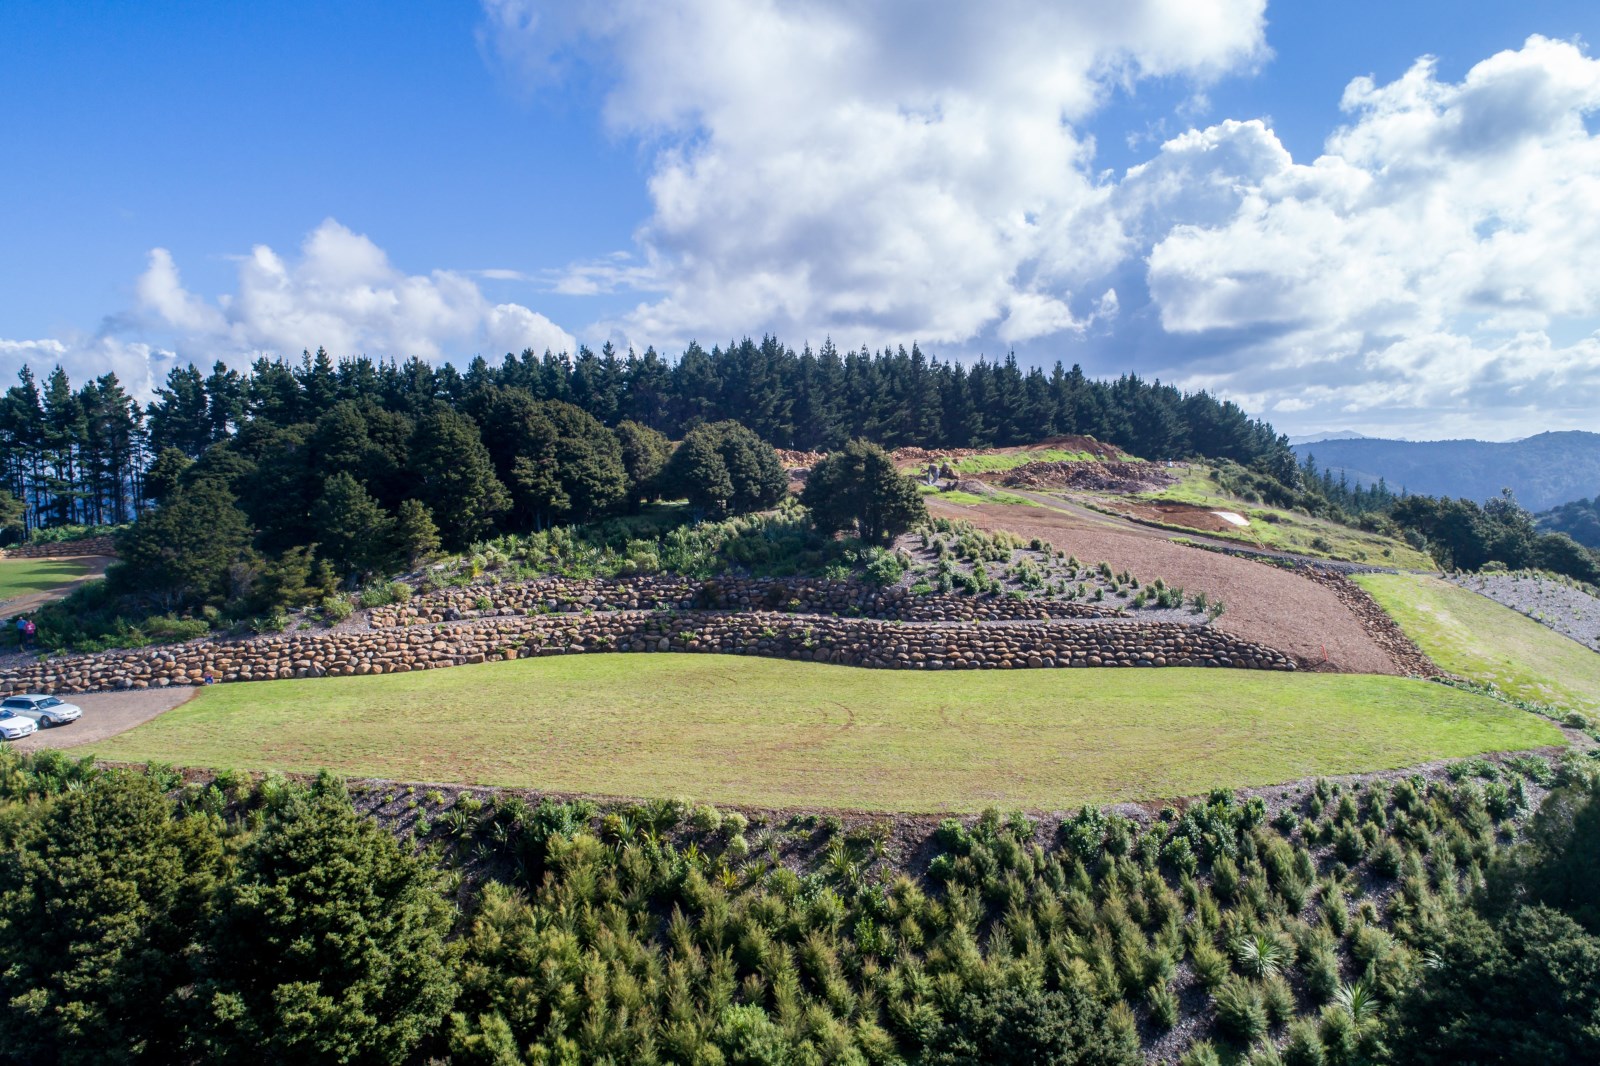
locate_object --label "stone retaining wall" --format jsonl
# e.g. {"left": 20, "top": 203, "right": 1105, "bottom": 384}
{"left": 371, "top": 575, "right": 1121, "bottom": 628}
{"left": 1, "top": 536, "right": 116, "bottom": 559}
{"left": 0, "top": 611, "right": 1293, "bottom": 695}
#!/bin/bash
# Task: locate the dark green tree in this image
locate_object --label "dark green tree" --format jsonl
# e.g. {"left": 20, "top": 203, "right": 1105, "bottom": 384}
{"left": 110, "top": 477, "right": 253, "bottom": 609}
{"left": 312, "top": 472, "right": 395, "bottom": 581}
{"left": 0, "top": 772, "right": 221, "bottom": 1065}
{"left": 922, "top": 981, "right": 1140, "bottom": 1066}
{"left": 390, "top": 498, "right": 441, "bottom": 570}
{"left": 614, "top": 419, "right": 672, "bottom": 510}
{"left": 407, "top": 409, "right": 509, "bottom": 549}
{"left": 198, "top": 779, "right": 456, "bottom": 1064}
{"left": 1387, "top": 905, "right": 1600, "bottom": 1065}
{"left": 801, "top": 438, "right": 927, "bottom": 544}
{"left": 664, "top": 420, "right": 785, "bottom": 518}
{"left": 142, "top": 446, "right": 193, "bottom": 506}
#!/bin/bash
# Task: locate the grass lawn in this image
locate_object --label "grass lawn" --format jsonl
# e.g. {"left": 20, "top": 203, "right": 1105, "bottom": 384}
{"left": 0, "top": 558, "right": 89, "bottom": 601}
{"left": 917, "top": 484, "right": 1038, "bottom": 508}
{"left": 1355, "top": 573, "right": 1600, "bottom": 714}
{"left": 88, "top": 655, "right": 1558, "bottom": 811}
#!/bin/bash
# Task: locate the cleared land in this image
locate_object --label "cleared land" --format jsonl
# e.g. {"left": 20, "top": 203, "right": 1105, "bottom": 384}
{"left": 1356, "top": 573, "right": 1600, "bottom": 714}
{"left": 1091, "top": 465, "right": 1435, "bottom": 568}
{"left": 84, "top": 655, "right": 1557, "bottom": 811}
{"left": 935, "top": 498, "right": 1401, "bottom": 673}
{"left": 0, "top": 557, "right": 91, "bottom": 603}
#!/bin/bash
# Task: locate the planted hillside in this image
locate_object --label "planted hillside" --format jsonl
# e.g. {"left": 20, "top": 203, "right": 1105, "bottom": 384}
{"left": 1, "top": 748, "right": 1597, "bottom": 1064}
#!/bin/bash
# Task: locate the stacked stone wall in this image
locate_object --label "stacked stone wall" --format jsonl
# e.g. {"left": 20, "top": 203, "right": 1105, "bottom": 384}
{"left": 0, "top": 611, "right": 1293, "bottom": 695}
{"left": 371, "top": 576, "right": 1121, "bottom": 627}
{"left": 0, "top": 536, "right": 116, "bottom": 559}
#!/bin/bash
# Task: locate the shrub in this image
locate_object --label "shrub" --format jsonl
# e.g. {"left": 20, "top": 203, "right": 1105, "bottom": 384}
{"left": 921, "top": 983, "right": 1140, "bottom": 1066}
{"left": 1213, "top": 976, "right": 1269, "bottom": 1043}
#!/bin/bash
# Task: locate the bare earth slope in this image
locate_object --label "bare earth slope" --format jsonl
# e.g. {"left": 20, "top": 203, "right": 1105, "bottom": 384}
{"left": 938, "top": 500, "right": 1400, "bottom": 674}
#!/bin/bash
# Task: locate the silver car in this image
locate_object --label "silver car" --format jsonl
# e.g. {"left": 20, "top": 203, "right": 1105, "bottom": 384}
{"left": 0, "top": 709, "right": 38, "bottom": 740}
{"left": 2, "top": 694, "right": 81, "bottom": 729}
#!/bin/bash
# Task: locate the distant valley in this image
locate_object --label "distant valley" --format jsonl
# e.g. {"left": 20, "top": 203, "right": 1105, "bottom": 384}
{"left": 1290, "top": 430, "right": 1600, "bottom": 512}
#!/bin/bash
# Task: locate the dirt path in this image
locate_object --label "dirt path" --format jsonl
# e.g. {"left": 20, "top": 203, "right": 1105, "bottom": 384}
{"left": 934, "top": 499, "right": 1401, "bottom": 674}
{"left": 9, "top": 687, "right": 195, "bottom": 750}
{"left": 0, "top": 554, "right": 115, "bottom": 617}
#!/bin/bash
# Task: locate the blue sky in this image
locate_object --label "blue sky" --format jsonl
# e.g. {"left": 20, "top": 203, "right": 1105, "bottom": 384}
{"left": 4, "top": 1, "right": 1599, "bottom": 439}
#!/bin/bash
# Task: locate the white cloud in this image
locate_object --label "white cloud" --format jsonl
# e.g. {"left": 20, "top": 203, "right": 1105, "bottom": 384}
{"left": 138, "top": 219, "right": 576, "bottom": 365}
{"left": 0, "top": 335, "right": 178, "bottom": 401}
{"left": 482, "top": 0, "right": 1267, "bottom": 349}
{"left": 1136, "top": 35, "right": 1600, "bottom": 435}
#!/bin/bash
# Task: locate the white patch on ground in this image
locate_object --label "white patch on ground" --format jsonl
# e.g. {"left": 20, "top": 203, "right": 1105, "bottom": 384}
{"left": 1211, "top": 511, "right": 1250, "bottom": 527}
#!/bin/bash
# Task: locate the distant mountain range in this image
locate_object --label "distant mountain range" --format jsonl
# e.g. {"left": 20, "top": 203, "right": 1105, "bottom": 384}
{"left": 1289, "top": 430, "right": 1600, "bottom": 512}
{"left": 1285, "top": 430, "right": 1374, "bottom": 447}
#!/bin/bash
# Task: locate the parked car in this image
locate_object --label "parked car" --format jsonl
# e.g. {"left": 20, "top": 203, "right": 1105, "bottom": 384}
{"left": 1, "top": 694, "right": 82, "bottom": 729}
{"left": 0, "top": 709, "right": 38, "bottom": 740}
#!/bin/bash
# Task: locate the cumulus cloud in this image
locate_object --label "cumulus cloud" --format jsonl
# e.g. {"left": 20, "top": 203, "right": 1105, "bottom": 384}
{"left": 1135, "top": 35, "right": 1600, "bottom": 435}
{"left": 481, "top": 6, "right": 1600, "bottom": 437}
{"left": 4, "top": 220, "right": 577, "bottom": 402}
{"left": 142, "top": 219, "right": 576, "bottom": 364}
{"left": 483, "top": 0, "right": 1267, "bottom": 349}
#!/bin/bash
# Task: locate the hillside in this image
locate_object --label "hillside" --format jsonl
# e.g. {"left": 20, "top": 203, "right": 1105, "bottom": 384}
{"left": 1290, "top": 431, "right": 1600, "bottom": 511}
{"left": 1538, "top": 496, "right": 1600, "bottom": 548}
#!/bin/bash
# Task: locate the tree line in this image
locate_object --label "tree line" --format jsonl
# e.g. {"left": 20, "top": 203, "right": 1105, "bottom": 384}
{"left": 0, "top": 342, "right": 1291, "bottom": 541}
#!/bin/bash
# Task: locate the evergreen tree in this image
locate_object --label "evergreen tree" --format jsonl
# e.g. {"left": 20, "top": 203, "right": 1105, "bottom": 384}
{"left": 313, "top": 473, "right": 395, "bottom": 581}
{"left": 614, "top": 420, "right": 672, "bottom": 510}
{"left": 110, "top": 477, "right": 253, "bottom": 610}
{"left": 802, "top": 439, "right": 927, "bottom": 544}
{"left": 198, "top": 779, "right": 456, "bottom": 1064}
{"left": 390, "top": 499, "right": 441, "bottom": 570}
{"left": 407, "top": 409, "right": 509, "bottom": 549}
{"left": 0, "top": 772, "right": 220, "bottom": 1065}
{"left": 664, "top": 421, "right": 785, "bottom": 518}
{"left": 142, "top": 447, "right": 193, "bottom": 507}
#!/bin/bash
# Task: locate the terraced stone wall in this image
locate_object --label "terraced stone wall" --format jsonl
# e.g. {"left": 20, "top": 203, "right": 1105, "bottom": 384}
{"left": 371, "top": 575, "right": 1121, "bottom": 628}
{"left": 0, "top": 611, "right": 1293, "bottom": 695}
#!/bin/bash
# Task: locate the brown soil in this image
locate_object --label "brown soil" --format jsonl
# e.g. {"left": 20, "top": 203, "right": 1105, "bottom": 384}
{"left": 0, "top": 554, "right": 115, "bottom": 617}
{"left": 936, "top": 501, "right": 1401, "bottom": 674}
{"left": 1108, "top": 501, "right": 1244, "bottom": 534}
{"left": 11, "top": 686, "right": 196, "bottom": 750}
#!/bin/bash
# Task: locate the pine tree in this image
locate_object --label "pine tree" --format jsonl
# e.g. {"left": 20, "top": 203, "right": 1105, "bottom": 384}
{"left": 313, "top": 473, "right": 394, "bottom": 581}
{"left": 390, "top": 499, "right": 441, "bottom": 570}
{"left": 407, "top": 409, "right": 509, "bottom": 549}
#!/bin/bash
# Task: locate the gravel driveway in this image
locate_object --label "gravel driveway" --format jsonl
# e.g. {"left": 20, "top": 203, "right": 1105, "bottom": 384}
{"left": 9, "top": 687, "right": 196, "bottom": 751}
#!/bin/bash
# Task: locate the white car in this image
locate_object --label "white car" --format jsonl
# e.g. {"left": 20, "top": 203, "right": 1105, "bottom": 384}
{"left": 1, "top": 694, "right": 81, "bottom": 729}
{"left": 0, "top": 709, "right": 38, "bottom": 740}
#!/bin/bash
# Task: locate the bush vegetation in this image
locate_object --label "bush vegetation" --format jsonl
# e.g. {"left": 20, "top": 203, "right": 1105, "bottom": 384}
{"left": 0, "top": 746, "right": 1595, "bottom": 1064}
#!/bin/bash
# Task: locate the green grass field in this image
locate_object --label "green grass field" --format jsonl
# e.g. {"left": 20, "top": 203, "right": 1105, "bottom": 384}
{"left": 88, "top": 655, "right": 1558, "bottom": 811}
{"left": 917, "top": 484, "right": 1038, "bottom": 508}
{"left": 946, "top": 448, "right": 1097, "bottom": 474}
{"left": 1355, "top": 573, "right": 1600, "bottom": 715}
{"left": 0, "top": 558, "right": 89, "bottom": 601}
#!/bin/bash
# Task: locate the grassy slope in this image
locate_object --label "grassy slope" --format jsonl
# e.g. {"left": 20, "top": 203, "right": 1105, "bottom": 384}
{"left": 89, "top": 655, "right": 1556, "bottom": 811}
{"left": 1124, "top": 466, "right": 1435, "bottom": 568}
{"left": 0, "top": 558, "right": 88, "bottom": 600}
{"left": 947, "top": 448, "right": 1096, "bottom": 474}
{"left": 916, "top": 484, "right": 1038, "bottom": 507}
{"left": 1356, "top": 572, "right": 1600, "bottom": 714}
